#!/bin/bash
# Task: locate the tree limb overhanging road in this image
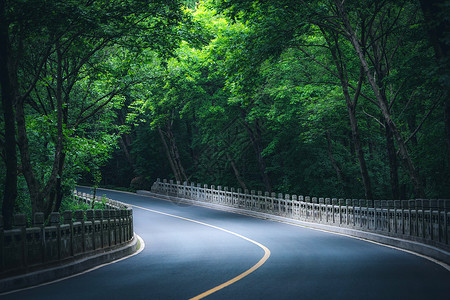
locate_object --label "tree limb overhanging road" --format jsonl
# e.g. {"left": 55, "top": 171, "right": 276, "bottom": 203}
{"left": 3, "top": 188, "right": 449, "bottom": 299}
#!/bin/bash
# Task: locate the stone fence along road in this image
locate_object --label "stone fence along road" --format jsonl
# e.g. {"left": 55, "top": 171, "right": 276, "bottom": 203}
{"left": 1, "top": 186, "right": 449, "bottom": 299}
{"left": 0, "top": 193, "right": 135, "bottom": 293}
{"left": 150, "top": 178, "right": 450, "bottom": 264}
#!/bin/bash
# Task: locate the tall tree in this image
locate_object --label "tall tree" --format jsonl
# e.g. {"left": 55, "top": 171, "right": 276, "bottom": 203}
{"left": 97, "top": 0, "right": 449, "bottom": 200}
{"left": 214, "top": 0, "right": 442, "bottom": 198}
{"left": 419, "top": 0, "right": 450, "bottom": 168}
{"left": 0, "top": 0, "right": 17, "bottom": 228}
{"left": 1, "top": 0, "right": 186, "bottom": 218}
{"left": 320, "top": 29, "right": 373, "bottom": 199}
{"left": 333, "top": 0, "right": 426, "bottom": 197}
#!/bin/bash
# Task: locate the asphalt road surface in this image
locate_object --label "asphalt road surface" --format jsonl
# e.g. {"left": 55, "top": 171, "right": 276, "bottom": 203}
{"left": 3, "top": 187, "right": 449, "bottom": 299}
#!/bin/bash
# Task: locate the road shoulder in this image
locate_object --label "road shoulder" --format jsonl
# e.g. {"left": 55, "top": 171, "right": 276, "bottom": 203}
{"left": 0, "top": 234, "right": 143, "bottom": 295}
{"left": 137, "top": 190, "right": 450, "bottom": 270}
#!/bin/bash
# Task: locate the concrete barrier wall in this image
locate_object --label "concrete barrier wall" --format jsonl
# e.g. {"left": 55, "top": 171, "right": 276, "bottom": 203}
{"left": 0, "top": 192, "right": 133, "bottom": 278}
{"left": 151, "top": 179, "right": 450, "bottom": 252}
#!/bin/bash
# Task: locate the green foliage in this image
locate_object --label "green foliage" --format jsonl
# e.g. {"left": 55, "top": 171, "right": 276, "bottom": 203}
{"left": 60, "top": 196, "right": 90, "bottom": 213}
{"left": 4, "top": 0, "right": 447, "bottom": 210}
{"left": 95, "top": 0, "right": 450, "bottom": 200}
{"left": 1, "top": 0, "right": 190, "bottom": 218}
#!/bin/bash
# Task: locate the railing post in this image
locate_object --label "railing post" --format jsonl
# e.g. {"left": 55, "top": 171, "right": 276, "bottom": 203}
{"left": 270, "top": 193, "right": 276, "bottom": 212}
{"left": 442, "top": 201, "right": 446, "bottom": 244}
{"left": 304, "top": 196, "right": 310, "bottom": 220}
{"left": 408, "top": 200, "right": 414, "bottom": 236}
{"left": 50, "top": 212, "right": 61, "bottom": 260}
{"left": 429, "top": 200, "right": 433, "bottom": 241}
{"left": 122, "top": 210, "right": 127, "bottom": 243}
{"left": 86, "top": 210, "right": 95, "bottom": 250}
{"left": 319, "top": 198, "right": 323, "bottom": 222}
{"left": 204, "top": 184, "right": 209, "bottom": 202}
{"left": 32, "top": 212, "right": 45, "bottom": 263}
{"left": 400, "top": 201, "right": 405, "bottom": 235}
{"left": 191, "top": 182, "right": 195, "bottom": 200}
{"left": 0, "top": 216, "right": 3, "bottom": 270}
{"left": 374, "top": 201, "right": 380, "bottom": 231}
{"left": 264, "top": 192, "right": 269, "bottom": 212}
{"left": 13, "top": 214, "right": 27, "bottom": 268}
{"left": 278, "top": 193, "right": 283, "bottom": 215}
{"left": 444, "top": 200, "right": 449, "bottom": 244}
{"left": 367, "top": 202, "right": 370, "bottom": 230}
{"left": 63, "top": 211, "right": 74, "bottom": 256}
{"left": 116, "top": 210, "right": 122, "bottom": 244}
{"left": 437, "top": 200, "right": 442, "bottom": 243}
{"left": 128, "top": 208, "right": 134, "bottom": 241}
{"left": 95, "top": 210, "right": 103, "bottom": 248}
{"left": 103, "top": 210, "right": 111, "bottom": 247}
{"left": 335, "top": 198, "right": 340, "bottom": 225}
{"left": 346, "top": 199, "right": 351, "bottom": 226}
{"left": 292, "top": 195, "right": 298, "bottom": 218}
{"left": 111, "top": 210, "right": 117, "bottom": 245}
{"left": 74, "top": 210, "right": 85, "bottom": 252}
{"left": 298, "top": 196, "right": 304, "bottom": 219}
{"left": 387, "top": 201, "right": 392, "bottom": 232}
{"left": 195, "top": 183, "right": 200, "bottom": 201}
{"left": 251, "top": 190, "right": 256, "bottom": 211}
{"left": 312, "top": 197, "right": 317, "bottom": 221}
{"left": 230, "top": 187, "right": 235, "bottom": 206}
{"left": 420, "top": 199, "right": 426, "bottom": 238}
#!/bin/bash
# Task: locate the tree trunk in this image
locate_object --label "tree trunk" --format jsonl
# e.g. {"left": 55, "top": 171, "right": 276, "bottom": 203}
{"left": 158, "top": 125, "right": 180, "bottom": 181}
{"left": 16, "top": 97, "right": 42, "bottom": 213}
{"left": 16, "top": 47, "right": 64, "bottom": 215}
{"left": 322, "top": 29, "right": 373, "bottom": 200}
{"left": 158, "top": 123, "right": 188, "bottom": 183}
{"left": 348, "top": 129, "right": 355, "bottom": 160}
{"left": 419, "top": 0, "right": 450, "bottom": 170}
{"left": 118, "top": 134, "right": 136, "bottom": 174}
{"left": 326, "top": 131, "right": 343, "bottom": 183}
{"left": 385, "top": 123, "right": 400, "bottom": 199}
{"left": 241, "top": 112, "right": 272, "bottom": 192}
{"left": 226, "top": 152, "right": 248, "bottom": 190}
{"left": 0, "top": 0, "right": 17, "bottom": 229}
{"left": 46, "top": 152, "right": 66, "bottom": 216}
{"left": 117, "top": 112, "right": 137, "bottom": 175}
{"left": 167, "top": 126, "right": 188, "bottom": 182}
{"left": 446, "top": 101, "right": 450, "bottom": 166}
{"left": 407, "top": 116, "right": 419, "bottom": 147}
{"left": 335, "top": 0, "right": 426, "bottom": 198}
{"left": 344, "top": 89, "right": 373, "bottom": 200}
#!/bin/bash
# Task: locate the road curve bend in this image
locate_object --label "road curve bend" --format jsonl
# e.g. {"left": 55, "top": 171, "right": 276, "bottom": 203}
{"left": 2, "top": 188, "right": 449, "bottom": 300}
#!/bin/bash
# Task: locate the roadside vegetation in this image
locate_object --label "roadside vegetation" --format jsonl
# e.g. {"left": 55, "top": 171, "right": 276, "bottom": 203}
{"left": 1, "top": 0, "right": 449, "bottom": 228}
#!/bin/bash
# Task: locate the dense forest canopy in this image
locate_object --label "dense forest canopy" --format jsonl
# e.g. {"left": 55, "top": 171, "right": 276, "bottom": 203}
{"left": 1, "top": 0, "right": 449, "bottom": 227}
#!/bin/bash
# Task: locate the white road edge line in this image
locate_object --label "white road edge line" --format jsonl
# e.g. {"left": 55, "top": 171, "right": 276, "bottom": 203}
{"left": 266, "top": 218, "right": 450, "bottom": 272}
{"left": 0, "top": 234, "right": 145, "bottom": 296}
{"left": 129, "top": 203, "right": 271, "bottom": 300}
{"left": 131, "top": 190, "right": 450, "bottom": 273}
{"left": 79, "top": 187, "right": 450, "bottom": 272}
{"left": 218, "top": 209, "right": 450, "bottom": 272}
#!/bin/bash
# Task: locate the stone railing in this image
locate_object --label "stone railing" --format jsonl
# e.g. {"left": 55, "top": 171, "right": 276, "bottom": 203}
{"left": 0, "top": 191, "right": 133, "bottom": 278}
{"left": 151, "top": 179, "right": 450, "bottom": 253}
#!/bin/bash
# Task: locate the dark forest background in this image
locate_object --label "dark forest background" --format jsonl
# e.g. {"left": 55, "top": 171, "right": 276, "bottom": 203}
{"left": 1, "top": 0, "right": 449, "bottom": 227}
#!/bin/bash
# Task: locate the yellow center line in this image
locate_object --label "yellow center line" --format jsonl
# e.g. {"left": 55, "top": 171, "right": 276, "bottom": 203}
{"left": 129, "top": 204, "right": 271, "bottom": 300}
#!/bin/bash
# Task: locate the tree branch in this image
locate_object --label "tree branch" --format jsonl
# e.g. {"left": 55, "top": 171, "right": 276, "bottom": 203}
{"left": 362, "top": 108, "right": 385, "bottom": 127}
{"left": 296, "top": 45, "right": 379, "bottom": 106}
{"left": 405, "top": 99, "right": 440, "bottom": 145}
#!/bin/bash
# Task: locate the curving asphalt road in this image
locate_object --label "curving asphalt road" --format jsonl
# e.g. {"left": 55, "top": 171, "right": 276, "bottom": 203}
{"left": 2, "top": 187, "right": 449, "bottom": 299}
